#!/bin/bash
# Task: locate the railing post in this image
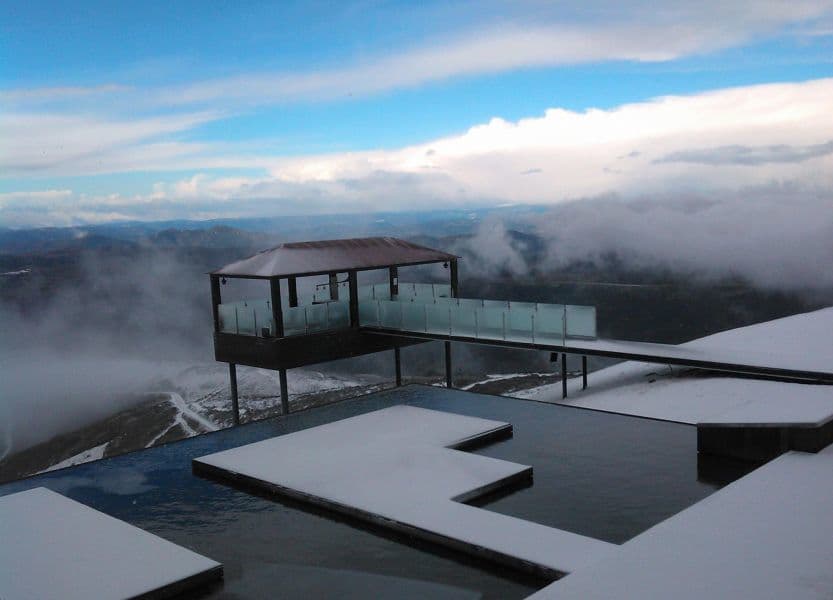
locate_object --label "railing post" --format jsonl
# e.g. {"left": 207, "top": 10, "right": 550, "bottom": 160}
{"left": 561, "top": 353, "right": 568, "bottom": 399}
{"left": 531, "top": 313, "right": 535, "bottom": 343}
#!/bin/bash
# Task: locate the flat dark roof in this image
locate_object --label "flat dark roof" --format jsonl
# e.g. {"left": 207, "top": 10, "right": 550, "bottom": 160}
{"left": 211, "top": 236, "right": 458, "bottom": 279}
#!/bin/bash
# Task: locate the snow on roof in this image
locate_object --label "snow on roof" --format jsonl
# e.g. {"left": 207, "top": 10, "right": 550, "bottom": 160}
{"left": 212, "top": 236, "right": 458, "bottom": 278}
{"left": 0, "top": 487, "right": 222, "bottom": 600}
{"left": 518, "top": 307, "right": 833, "bottom": 427}
{"left": 194, "top": 405, "right": 615, "bottom": 576}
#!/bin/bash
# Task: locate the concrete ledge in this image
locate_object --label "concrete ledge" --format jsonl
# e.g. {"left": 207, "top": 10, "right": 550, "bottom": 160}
{"left": 698, "top": 416, "right": 833, "bottom": 461}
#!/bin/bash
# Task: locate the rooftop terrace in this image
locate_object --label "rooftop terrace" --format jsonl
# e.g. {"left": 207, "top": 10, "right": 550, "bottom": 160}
{"left": 0, "top": 385, "right": 756, "bottom": 599}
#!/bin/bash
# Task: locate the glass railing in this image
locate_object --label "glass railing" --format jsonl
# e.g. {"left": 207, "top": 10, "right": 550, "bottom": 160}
{"left": 218, "top": 287, "right": 596, "bottom": 344}
{"left": 358, "top": 297, "right": 596, "bottom": 343}
{"left": 358, "top": 282, "right": 452, "bottom": 302}
{"left": 218, "top": 299, "right": 275, "bottom": 337}
{"left": 218, "top": 299, "right": 351, "bottom": 337}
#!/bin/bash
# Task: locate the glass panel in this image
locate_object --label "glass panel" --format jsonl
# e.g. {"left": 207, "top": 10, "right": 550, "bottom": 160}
{"left": 434, "top": 284, "right": 452, "bottom": 298}
{"left": 358, "top": 300, "right": 379, "bottom": 326}
{"left": 434, "top": 297, "right": 457, "bottom": 307}
{"left": 483, "top": 299, "right": 510, "bottom": 310}
{"left": 358, "top": 285, "right": 374, "bottom": 300}
{"left": 425, "top": 304, "right": 451, "bottom": 335}
{"left": 475, "top": 307, "right": 505, "bottom": 340}
{"left": 254, "top": 305, "right": 273, "bottom": 336}
{"left": 535, "top": 304, "right": 565, "bottom": 345}
{"left": 509, "top": 301, "right": 536, "bottom": 311}
{"left": 374, "top": 282, "right": 393, "bottom": 301}
{"left": 401, "top": 302, "right": 427, "bottom": 332}
{"left": 414, "top": 283, "right": 436, "bottom": 300}
{"left": 566, "top": 305, "right": 597, "bottom": 339}
{"left": 218, "top": 304, "right": 238, "bottom": 334}
{"left": 306, "top": 303, "right": 328, "bottom": 332}
{"left": 450, "top": 306, "right": 477, "bottom": 337}
{"left": 327, "top": 300, "right": 350, "bottom": 329}
{"left": 506, "top": 307, "right": 534, "bottom": 342}
{"left": 237, "top": 305, "right": 256, "bottom": 335}
{"left": 283, "top": 306, "right": 307, "bottom": 336}
{"left": 379, "top": 300, "right": 403, "bottom": 329}
{"left": 458, "top": 298, "right": 483, "bottom": 311}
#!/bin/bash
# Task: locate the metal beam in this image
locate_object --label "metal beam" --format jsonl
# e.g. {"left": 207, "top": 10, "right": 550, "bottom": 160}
{"left": 279, "top": 369, "right": 289, "bottom": 415}
{"left": 561, "top": 353, "right": 567, "bottom": 399}
{"left": 229, "top": 363, "right": 240, "bottom": 425}
{"left": 449, "top": 259, "right": 459, "bottom": 298}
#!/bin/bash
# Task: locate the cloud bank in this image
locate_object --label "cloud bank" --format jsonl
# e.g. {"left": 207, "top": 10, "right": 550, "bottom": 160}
{"left": 3, "top": 78, "right": 832, "bottom": 227}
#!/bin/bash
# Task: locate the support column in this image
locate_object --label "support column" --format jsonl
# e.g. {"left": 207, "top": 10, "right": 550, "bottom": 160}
{"left": 394, "top": 346, "right": 402, "bottom": 386}
{"left": 582, "top": 355, "right": 588, "bottom": 390}
{"left": 561, "top": 353, "right": 568, "bottom": 399}
{"left": 389, "top": 266, "right": 399, "bottom": 297}
{"left": 445, "top": 341, "right": 453, "bottom": 388}
{"left": 348, "top": 271, "right": 359, "bottom": 327}
{"left": 270, "top": 278, "right": 284, "bottom": 337}
{"left": 229, "top": 363, "right": 240, "bottom": 425}
{"left": 329, "top": 273, "right": 339, "bottom": 300}
{"left": 449, "top": 259, "right": 459, "bottom": 298}
{"left": 210, "top": 275, "right": 222, "bottom": 332}
{"left": 279, "top": 369, "right": 289, "bottom": 415}
{"left": 288, "top": 276, "right": 298, "bottom": 308}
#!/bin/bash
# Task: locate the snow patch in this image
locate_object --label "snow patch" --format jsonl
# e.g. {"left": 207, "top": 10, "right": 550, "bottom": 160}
{"left": 40, "top": 443, "right": 109, "bottom": 474}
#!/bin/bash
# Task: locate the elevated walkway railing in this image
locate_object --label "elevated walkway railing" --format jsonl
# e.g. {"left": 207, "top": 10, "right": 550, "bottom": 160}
{"left": 217, "top": 283, "right": 455, "bottom": 337}
{"left": 359, "top": 297, "right": 597, "bottom": 344}
{"left": 216, "top": 283, "right": 596, "bottom": 343}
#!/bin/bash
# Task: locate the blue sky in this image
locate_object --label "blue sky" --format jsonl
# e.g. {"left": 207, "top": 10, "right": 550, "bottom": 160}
{"left": 1, "top": 0, "right": 832, "bottom": 226}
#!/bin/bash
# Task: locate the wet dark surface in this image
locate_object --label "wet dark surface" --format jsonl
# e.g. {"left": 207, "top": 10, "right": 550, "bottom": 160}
{"left": 0, "top": 385, "right": 758, "bottom": 599}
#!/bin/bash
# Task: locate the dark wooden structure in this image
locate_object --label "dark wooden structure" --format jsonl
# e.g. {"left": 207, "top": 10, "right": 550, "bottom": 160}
{"left": 210, "top": 237, "right": 459, "bottom": 423}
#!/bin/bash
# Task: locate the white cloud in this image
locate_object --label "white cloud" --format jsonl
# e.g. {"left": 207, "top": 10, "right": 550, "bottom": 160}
{"left": 156, "top": 1, "right": 833, "bottom": 107}
{"left": 2, "top": 78, "right": 832, "bottom": 228}
{"left": 266, "top": 78, "right": 833, "bottom": 201}
{"left": 4, "top": 1, "right": 831, "bottom": 111}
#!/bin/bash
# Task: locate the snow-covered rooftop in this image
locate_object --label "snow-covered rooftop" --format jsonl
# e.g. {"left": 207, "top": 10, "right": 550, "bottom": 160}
{"left": 194, "top": 405, "right": 615, "bottom": 576}
{"left": 518, "top": 307, "right": 833, "bottom": 428}
{"left": 0, "top": 487, "right": 222, "bottom": 600}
